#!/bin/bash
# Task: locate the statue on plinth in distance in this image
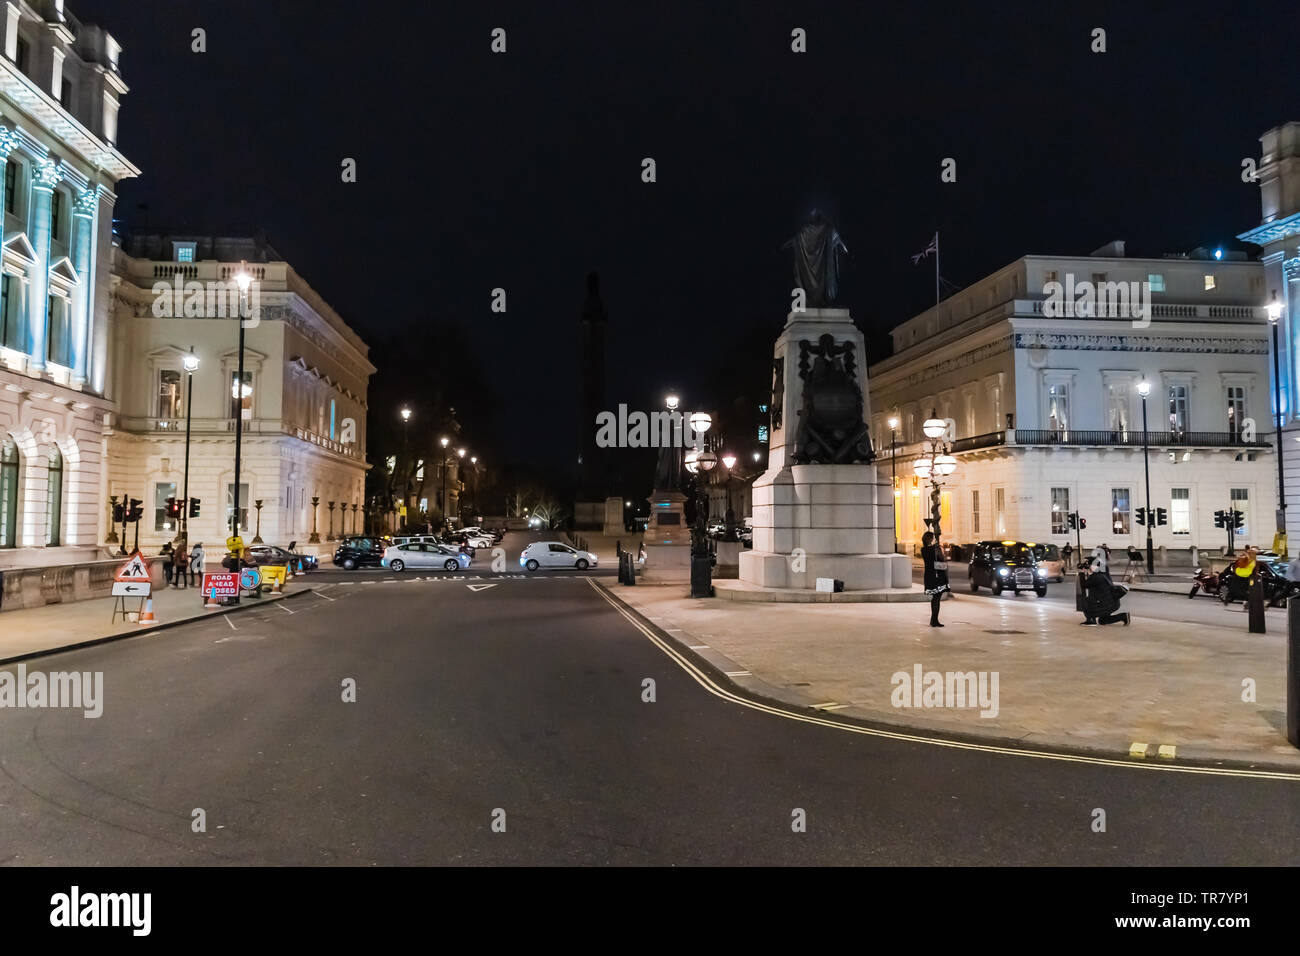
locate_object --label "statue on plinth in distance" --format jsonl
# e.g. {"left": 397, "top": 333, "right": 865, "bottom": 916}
{"left": 783, "top": 208, "right": 848, "bottom": 308}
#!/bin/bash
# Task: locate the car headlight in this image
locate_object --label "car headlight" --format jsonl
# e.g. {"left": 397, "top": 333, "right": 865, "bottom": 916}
{"left": 1036, "top": 567, "right": 1046, "bottom": 576}
{"left": 997, "top": 567, "right": 1009, "bottom": 576}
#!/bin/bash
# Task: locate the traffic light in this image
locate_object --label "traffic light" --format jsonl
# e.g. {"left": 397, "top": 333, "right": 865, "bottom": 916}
{"left": 165, "top": 496, "right": 179, "bottom": 519}
{"left": 1136, "top": 508, "right": 1146, "bottom": 526}
{"left": 128, "top": 498, "right": 144, "bottom": 523}
{"left": 189, "top": 497, "right": 201, "bottom": 518}
{"left": 112, "top": 502, "right": 125, "bottom": 523}
{"left": 1068, "top": 512, "right": 1077, "bottom": 530}
{"left": 1156, "top": 507, "right": 1168, "bottom": 526}
{"left": 1079, "top": 516, "right": 1086, "bottom": 530}
{"left": 1213, "top": 509, "right": 1226, "bottom": 529}
{"left": 1231, "top": 509, "right": 1245, "bottom": 530}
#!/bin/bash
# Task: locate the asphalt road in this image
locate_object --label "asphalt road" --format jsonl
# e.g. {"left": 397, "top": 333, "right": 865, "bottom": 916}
{"left": 1, "top": 549, "right": 1296, "bottom": 864}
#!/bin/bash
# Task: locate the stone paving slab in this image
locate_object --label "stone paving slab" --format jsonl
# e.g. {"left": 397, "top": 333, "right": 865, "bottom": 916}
{"left": 601, "top": 581, "right": 1300, "bottom": 769}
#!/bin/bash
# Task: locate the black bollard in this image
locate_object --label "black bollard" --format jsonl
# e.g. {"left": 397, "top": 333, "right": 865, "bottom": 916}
{"left": 1289, "top": 600, "right": 1300, "bottom": 747}
{"left": 1248, "top": 574, "right": 1266, "bottom": 634}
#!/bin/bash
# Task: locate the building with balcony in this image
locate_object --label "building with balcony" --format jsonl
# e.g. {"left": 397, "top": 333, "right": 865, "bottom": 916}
{"left": 868, "top": 246, "right": 1277, "bottom": 561}
{"left": 105, "top": 233, "right": 375, "bottom": 554}
{"left": 0, "top": 0, "right": 138, "bottom": 568}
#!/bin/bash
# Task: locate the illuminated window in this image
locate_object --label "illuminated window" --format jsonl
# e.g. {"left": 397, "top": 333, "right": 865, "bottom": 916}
{"left": 1204, "top": 275, "right": 1216, "bottom": 291}
{"left": 1171, "top": 488, "right": 1191, "bottom": 535}
{"left": 971, "top": 490, "right": 980, "bottom": 534}
{"left": 1147, "top": 274, "right": 1164, "bottom": 292}
{"left": 1050, "top": 488, "right": 1070, "bottom": 535}
{"left": 1111, "top": 488, "right": 1130, "bottom": 534}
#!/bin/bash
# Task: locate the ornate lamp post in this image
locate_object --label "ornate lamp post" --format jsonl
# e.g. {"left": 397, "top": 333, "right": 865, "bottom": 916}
{"left": 888, "top": 416, "right": 900, "bottom": 553}
{"left": 439, "top": 436, "right": 450, "bottom": 529}
{"left": 686, "top": 412, "right": 716, "bottom": 598}
{"left": 469, "top": 455, "right": 478, "bottom": 516}
{"left": 327, "top": 500, "right": 336, "bottom": 541}
{"left": 456, "top": 447, "right": 466, "bottom": 523}
{"left": 231, "top": 265, "right": 254, "bottom": 540}
{"left": 1269, "top": 291, "right": 1287, "bottom": 554}
{"left": 309, "top": 496, "right": 320, "bottom": 543}
{"left": 181, "top": 348, "right": 199, "bottom": 552}
{"left": 350, "top": 502, "right": 358, "bottom": 535}
{"left": 252, "top": 499, "right": 264, "bottom": 544}
{"left": 1137, "top": 380, "right": 1155, "bottom": 574}
{"left": 912, "top": 412, "right": 957, "bottom": 548}
{"left": 399, "top": 406, "right": 412, "bottom": 513}
{"left": 721, "top": 453, "right": 738, "bottom": 540}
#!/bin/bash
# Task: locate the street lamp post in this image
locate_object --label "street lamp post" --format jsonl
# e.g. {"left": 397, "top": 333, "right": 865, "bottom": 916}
{"left": 232, "top": 265, "right": 253, "bottom": 545}
{"left": 181, "top": 348, "right": 199, "bottom": 553}
{"left": 399, "top": 407, "right": 412, "bottom": 517}
{"left": 1138, "top": 380, "right": 1154, "bottom": 575}
{"left": 913, "top": 412, "right": 957, "bottom": 548}
{"left": 439, "top": 436, "right": 450, "bottom": 530}
{"left": 470, "top": 455, "right": 478, "bottom": 517}
{"left": 888, "top": 416, "right": 899, "bottom": 553}
{"left": 456, "top": 447, "right": 466, "bottom": 523}
{"left": 685, "top": 413, "right": 716, "bottom": 598}
{"left": 721, "top": 453, "right": 737, "bottom": 540}
{"left": 1269, "top": 291, "right": 1287, "bottom": 554}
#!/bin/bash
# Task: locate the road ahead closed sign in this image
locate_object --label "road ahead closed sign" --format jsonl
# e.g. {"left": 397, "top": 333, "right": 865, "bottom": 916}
{"left": 201, "top": 572, "right": 238, "bottom": 598}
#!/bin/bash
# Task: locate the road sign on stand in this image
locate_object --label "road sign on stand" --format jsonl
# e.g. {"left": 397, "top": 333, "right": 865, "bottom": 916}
{"left": 201, "top": 572, "right": 239, "bottom": 602}
{"left": 112, "top": 581, "right": 152, "bottom": 597}
{"left": 115, "top": 550, "right": 151, "bottom": 582}
{"left": 111, "top": 550, "right": 152, "bottom": 623}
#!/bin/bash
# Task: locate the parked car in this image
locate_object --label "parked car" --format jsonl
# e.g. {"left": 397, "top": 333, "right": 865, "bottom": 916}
{"left": 968, "top": 540, "right": 1048, "bottom": 596}
{"left": 450, "top": 531, "right": 495, "bottom": 550}
{"left": 382, "top": 542, "right": 472, "bottom": 572}
{"left": 738, "top": 524, "right": 753, "bottom": 546}
{"left": 519, "top": 541, "right": 598, "bottom": 571}
{"left": 1217, "top": 559, "right": 1299, "bottom": 608}
{"left": 461, "top": 526, "right": 504, "bottom": 543}
{"left": 332, "top": 535, "right": 389, "bottom": 570}
{"left": 247, "top": 544, "right": 316, "bottom": 572}
{"left": 391, "top": 534, "right": 444, "bottom": 548}
{"left": 1029, "top": 543, "right": 1065, "bottom": 582}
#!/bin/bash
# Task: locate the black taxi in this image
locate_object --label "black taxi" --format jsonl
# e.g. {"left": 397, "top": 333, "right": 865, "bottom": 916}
{"left": 968, "top": 540, "right": 1049, "bottom": 596}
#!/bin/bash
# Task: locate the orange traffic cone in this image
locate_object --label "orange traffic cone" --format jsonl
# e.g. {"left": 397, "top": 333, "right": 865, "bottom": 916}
{"left": 138, "top": 598, "right": 157, "bottom": 625}
{"left": 204, "top": 587, "right": 220, "bottom": 608}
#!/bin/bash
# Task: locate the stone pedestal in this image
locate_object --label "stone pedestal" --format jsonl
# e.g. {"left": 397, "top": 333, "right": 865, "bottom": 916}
{"left": 739, "top": 307, "right": 912, "bottom": 592}
{"left": 602, "top": 496, "right": 625, "bottom": 536}
{"left": 641, "top": 489, "right": 692, "bottom": 581}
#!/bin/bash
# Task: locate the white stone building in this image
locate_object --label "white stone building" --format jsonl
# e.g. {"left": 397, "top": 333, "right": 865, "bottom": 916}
{"left": 105, "top": 234, "right": 374, "bottom": 554}
{"left": 868, "top": 247, "right": 1277, "bottom": 562}
{"left": 0, "top": 1, "right": 137, "bottom": 568}
{"left": 1238, "top": 121, "right": 1300, "bottom": 543}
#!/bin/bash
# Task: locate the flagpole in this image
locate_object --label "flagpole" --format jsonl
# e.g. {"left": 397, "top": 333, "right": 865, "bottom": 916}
{"left": 934, "top": 231, "right": 940, "bottom": 305}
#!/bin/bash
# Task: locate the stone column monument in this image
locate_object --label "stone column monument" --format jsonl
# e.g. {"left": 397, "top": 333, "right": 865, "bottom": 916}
{"left": 738, "top": 212, "right": 911, "bottom": 591}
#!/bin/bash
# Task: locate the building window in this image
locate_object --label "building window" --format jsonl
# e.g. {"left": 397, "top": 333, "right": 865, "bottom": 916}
{"left": 14, "top": 37, "right": 29, "bottom": 76}
{"left": 1171, "top": 488, "right": 1191, "bottom": 535}
{"left": 971, "top": 490, "right": 980, "bottom": 535}
{"left": 50, "top": 189, "right": 63, "bottom": 242}
{"left": 1147, "top": 274, "right": 1165, "bottom": 293}
{"left": 329, "top": 399, "right": 336, "bottom": 440}
{"left": 154, "top": 481, "right": 178, "bottom": 533}
{"left": 1226, "top": 386, "right": 1246, "bottom": 438}
{"left": 1111, "top": 488, "right": 1131, "bottom": 535}
{"left": 1046, "top": 383, "right": 1069, "bottom": 433}
{"left": 1168, "top": 385, "right": 1189, "bottom": 435}
{"left": 3, "top": 160, "right": 16, "bottom": 214}
{"left": 0, "top": 273, "right": 21, "bottom": 350}
{"left": 225, "top": 482, "right": 250, "bottom": 533}
{"left": 1044, "top": 270, "right": 1058, "bottom": 285}
{"left": 158, "top": 369, "right": 182, "bottom": 419}
{"left": 994, "top": 487, "right": 1006, "bottom": 537}
{"left": 1204, "top": 275, "right": 1216, "bottom": 291}
{"left": 46, "top": 445, "right": 62, "bottom": 546}
{"left": 0, "top": 437, "right": 18, "bottom": 548}
{"left": 1107, "top": 382, "right": 1129, "bottom": 438}
{"left": 174, "top": 242, "right": 196, "bottom": 263}
{"left": 229, "top": 371, "right": 253, "bottom": 420}
{"left": 1231, "top": 488, "right": 1249, "bottom": 538}
{"left": 60, "top": 78, "right": 74, "bottom": 111}
{"left": 45, "top": 295, "right": 70, "bottom": 367}
{"left": 1050, "top": 487, "right": 1070, "bottom": 535}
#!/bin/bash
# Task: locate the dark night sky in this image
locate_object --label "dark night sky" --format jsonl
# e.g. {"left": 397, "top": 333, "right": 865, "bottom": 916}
{"left": 73, "top": 0, "right": 1298, "bottom": 469}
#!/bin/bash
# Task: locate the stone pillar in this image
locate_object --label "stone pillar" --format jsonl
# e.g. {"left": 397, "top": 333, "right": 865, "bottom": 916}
{"left": 308, "top": 495, "right": 320, "bottom": 543}
{"left": 70, "top": 187, "right": 96, "bottom": 385}
{"left": 26, "top": 158, "right": 62, "bottom": 372}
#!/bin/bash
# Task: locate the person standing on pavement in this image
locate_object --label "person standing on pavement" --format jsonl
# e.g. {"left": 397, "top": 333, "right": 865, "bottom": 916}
{"left": 173, "top": 546, "right": 188, "bottom": 589}
{"left": 159, "top": 541, "right": 175, "bottom": 586}
{"left": 921, "top": 531, "right": 949, "bottom": 627}
{"left": 1062, "top": 542, "right": 1073, "bottom": 570}
{"left": 190, "top": 542, "right": 204, "bottom": 585}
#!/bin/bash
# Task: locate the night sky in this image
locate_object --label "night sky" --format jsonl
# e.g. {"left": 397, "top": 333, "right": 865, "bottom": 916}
{"left": 74, "top": 0, "right": 1298, "bottom": 470}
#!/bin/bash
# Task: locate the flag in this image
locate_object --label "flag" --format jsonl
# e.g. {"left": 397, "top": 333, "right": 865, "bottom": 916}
{"left": 911, "top": 232, "right": 938, "bottom": 264}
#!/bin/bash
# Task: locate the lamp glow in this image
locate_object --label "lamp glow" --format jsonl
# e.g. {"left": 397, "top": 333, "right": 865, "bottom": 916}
{"left": 933, "top": 454, "right": 957, "bottom": 476}
{"left": 887, "top": 417, "right": 899, "bottom": 430}
{"left": 1269, "top": 291, "right": 1283, "bottom": 324}
{"left": 912, "top": 459, "right": 932, "bottom": 479}
{"left": 1137, "top": 380, "right": 1151, "bottom": 398}
{"left": 722, "top": 454, "right": 737, "bottom": 470}
{"left": 689, "top": 411, "right": 712, "bottom": 434}
{"left": 183, "top": 350, "right": 200, "bottom": 372}
{"left": 665, "top": 394, "right": 679, "bottom": 410}
{"left": 697, "top": 450, "right": 718, "bottom": 472}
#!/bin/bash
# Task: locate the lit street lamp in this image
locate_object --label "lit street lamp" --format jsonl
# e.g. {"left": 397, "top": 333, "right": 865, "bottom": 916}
{"left": 231, "top": 264, "right": 253, "bottom": 604}
{"left": 439, "top": 436, "right": 450, "bottom": 530}
{"left": 180, "top": 348, "right": 199, "bottom": 552}
{"left": 913, "top": 412, "right": 957, "bottom": 547}
{"left": 1138, "top": 379, "right": 1154, "bottom": 574}
{"left": 1269, "top": 291, "right": 1287, "bottom": 553}
{"left": 399, "top": 406, "right": 412, "bottom": 518}
{"left": 888, "top": 416, "right": 899, "bottom": 553}
{"left": 688, "top": 414, "right": 715, "bottom": 598}
{"left": 721, "top": 452, "right": 738, "bottom": 540}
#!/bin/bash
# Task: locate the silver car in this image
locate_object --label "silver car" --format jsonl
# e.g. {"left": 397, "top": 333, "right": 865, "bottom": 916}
{"left": 383, "top": 542, "right": 472, "bottom": 572}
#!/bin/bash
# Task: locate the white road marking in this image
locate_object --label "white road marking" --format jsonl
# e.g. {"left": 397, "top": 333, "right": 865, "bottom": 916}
{"left": 277, "top": 602, "right": 295, "bottom": 614}
{"left": 224, "top": 615, "right": 237, "bottom": 631}
{"left": 586, "top": 579, "right": 1300, "bottom": 782}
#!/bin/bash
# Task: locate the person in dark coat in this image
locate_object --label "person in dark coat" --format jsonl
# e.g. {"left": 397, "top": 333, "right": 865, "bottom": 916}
{"left": 1062, "top": 542, "right": 1073, "bottom": 569}
{"left": 921, "top": 531, "right": 949, "bottom": 627}
{"left": 1081, "top": 559, "right": 1129, "bottom": 626}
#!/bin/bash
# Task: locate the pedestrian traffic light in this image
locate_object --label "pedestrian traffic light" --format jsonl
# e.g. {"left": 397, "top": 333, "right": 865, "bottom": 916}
{"left": 128, "top": 498, "right": 144, "bottom": 522}
{"left": 112, "top": 502, "right": 125, "bottom": 523}
{"left": 1079, "top": 516, "right": 1086, "bottom": 530}
{"left": 1156, "top": 507, "right": 1168, "bottom": 526}
{"left": 189, "top": 497, "right": 201, "bottom": 518}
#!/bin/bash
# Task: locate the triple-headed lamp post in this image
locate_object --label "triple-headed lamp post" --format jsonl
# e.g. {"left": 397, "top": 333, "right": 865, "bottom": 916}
{"left": 912, "top": 413, "right": 957, "bottom": 547}
{"left": 1269, "top": 291, "right": 1287, "bottom": 553}
{"left": 685, "top": 411, "right": 715, "bottom": 598}
{"left": 888, "top": 416, "right": 900, "bottom": 553}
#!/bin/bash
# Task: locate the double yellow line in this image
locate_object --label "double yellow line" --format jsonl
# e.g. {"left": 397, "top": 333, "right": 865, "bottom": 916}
{"left": 588, "top": 579, "right": 1300, "bottom": 782}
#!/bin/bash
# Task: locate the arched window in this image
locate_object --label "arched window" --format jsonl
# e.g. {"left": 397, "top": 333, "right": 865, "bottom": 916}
{"left": 46, "top": 445, "right": 62, "bottom": 546}
{"left": 0, "top": 437, "right": 18, "bottom": 548}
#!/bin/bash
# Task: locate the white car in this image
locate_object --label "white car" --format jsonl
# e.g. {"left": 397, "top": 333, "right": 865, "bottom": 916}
{"left": 382, "top": 543, "right": 472, "bottom": 572}
{"left": 519, "top": 541, "right": 598, "bottom": 571}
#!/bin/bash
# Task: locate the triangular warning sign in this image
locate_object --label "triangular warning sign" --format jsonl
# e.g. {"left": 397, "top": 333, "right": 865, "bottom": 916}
{"left": 115, "top": 550, "right": 152, "bottom": 582}
{"left": 466, "top": 583, "right": 497, "bottom": 592}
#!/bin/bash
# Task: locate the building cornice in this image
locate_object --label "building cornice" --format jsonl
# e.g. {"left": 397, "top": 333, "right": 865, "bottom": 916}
{"left": 1238, "top": 211, "right": 1300, "bottom": 248}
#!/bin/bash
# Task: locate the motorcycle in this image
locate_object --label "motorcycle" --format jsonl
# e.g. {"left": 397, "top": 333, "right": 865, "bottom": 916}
{"left": 1188, "top": 566, "right": 1222, "bottom": 599}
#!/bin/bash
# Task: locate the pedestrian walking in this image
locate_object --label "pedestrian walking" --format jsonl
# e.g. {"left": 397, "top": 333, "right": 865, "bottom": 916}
{"left": 1062, "top": 542, "right": 1073, "bottom": 570}
{"left": 159, "top": 541, "right": 175, "bottom": 586}
{"left": 921, "top": 531, "right": 949, "bottom": 627}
